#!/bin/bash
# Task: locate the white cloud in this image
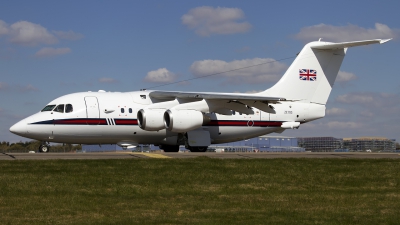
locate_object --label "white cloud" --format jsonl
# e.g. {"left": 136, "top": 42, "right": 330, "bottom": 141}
{"left": 34, "top": 47, "right": 71, "bottom": 57}
{"left": 9, "top": 21, "right": 58, "bottom": 46}
{"left": 235, "top": 90, "right": 263, "bottom": 94}
{"left": 176, "top": 81, "right": 190, "bottom": 86}
{"left": 0, "top": 20, "right": 83, "bottom": 47}
{"left": 336, "top": 93, "right": 375, "bottom": 104}
{"left": 99, "top": 77, "right": 118, "bottom": 83}
{"left": 181, "top": 6, "right": 252, "bottom": 37}
{"left": 335, "top": 71, "right": 357, "bottom": 83}
{"left": 0, "top": 20, "right": 9, "bottom": 36}
{"left": 53, "top": 30, "right": 84, "bottom": 40}
{"left": 295, "top": 23, "right": 398, "bottom": 42}
{"left": 144, "top": 68, "right": 177, "bottom": 83}
{"left": 335, "top": 92, "right": 400, "bottom": 116}
{"left": 0, "top": 82, "right": 38, "bottom": 92}
{"left": 326, "top": 121, "right": 362, "bottom": 129}
{"left": 16, "top": 84, "right": 38, "bottom": 92}
{"left": 360, "top": 111, "right": 374, "bottom": 117}
{"left": 326, "top": 107, "right": 349, "bottom": 116}
{"left": 190, "top": 58, "right": 287, "bottom": 84}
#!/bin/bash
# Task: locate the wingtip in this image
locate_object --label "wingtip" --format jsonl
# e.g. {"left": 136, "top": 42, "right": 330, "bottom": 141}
{"left": 380, "top": 38, "right": 392, "bottom": 44}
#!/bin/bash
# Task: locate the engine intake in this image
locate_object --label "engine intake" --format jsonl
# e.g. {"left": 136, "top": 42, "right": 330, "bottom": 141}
{"left": 137, "top": 109, "right": 165, "bottom": 131}
{"left": 164, "top": 109, "right": 210, "bottom": 133}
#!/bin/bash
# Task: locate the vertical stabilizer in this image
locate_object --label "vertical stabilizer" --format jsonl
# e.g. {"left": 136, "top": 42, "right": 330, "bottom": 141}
{"left": 259, "top": 39, "right": 391, "bottom": 104}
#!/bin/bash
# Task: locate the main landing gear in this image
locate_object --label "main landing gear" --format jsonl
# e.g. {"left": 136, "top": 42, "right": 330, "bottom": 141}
{"left": 160, "top": 144, "right": 179, "bottom": 152}
{"left": 39, "top": 142, "right": 50, "bottom": 153}
{"left": 188, "top": 146, "right": 208, "bottom": 152}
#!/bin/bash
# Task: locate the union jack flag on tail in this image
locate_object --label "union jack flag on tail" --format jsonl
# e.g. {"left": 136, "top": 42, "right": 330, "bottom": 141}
{"left": 299, "top": 69, "right": 317, "bottom": 81}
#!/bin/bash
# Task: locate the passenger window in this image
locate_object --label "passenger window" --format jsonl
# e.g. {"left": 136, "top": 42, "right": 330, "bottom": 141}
{"left": 129, "top": 108, "right": 132, "bottom": 113}
{"left": 121, "top": 108, "right": 125, "bottom": 113}
{"left": 41, "top": 105, "right": 56, "bottom": 112}
{"left": 53, "top": 104, "right": 64, "bottom": 113}
{"left": 65, "top": 104, "right": 73, "bottom": 113}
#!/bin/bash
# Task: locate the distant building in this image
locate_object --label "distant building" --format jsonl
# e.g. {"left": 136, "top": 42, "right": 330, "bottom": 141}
{"left": 343, "top": 137, "right": 396, "bottom": 151}
{"left": 210, "top": 136, "right": 304, "bottom": 152}
{"left": 296, "top": 136, "right": 396, "bottom": 152}
{"left": 297, "top": 137, "right": 343, "bottom": 152}
{"left": 82, "top": 135, "right": 396, "bottom": 153}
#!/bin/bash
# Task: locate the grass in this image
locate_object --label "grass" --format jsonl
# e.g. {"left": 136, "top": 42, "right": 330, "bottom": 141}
{"left": 0, "top": 158, "right": 399, "bottom": 224}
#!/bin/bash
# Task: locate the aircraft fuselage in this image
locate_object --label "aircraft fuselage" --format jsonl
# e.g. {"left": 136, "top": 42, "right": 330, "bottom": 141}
{"left": 10, "top": 91, "right": 324, "bottom": 146}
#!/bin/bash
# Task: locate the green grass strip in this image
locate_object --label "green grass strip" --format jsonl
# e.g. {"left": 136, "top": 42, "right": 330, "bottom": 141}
{"left": 0, "top": 158, "right": 399, "bottom": 224}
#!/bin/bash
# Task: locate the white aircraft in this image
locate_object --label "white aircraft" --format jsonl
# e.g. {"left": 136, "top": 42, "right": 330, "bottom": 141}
{"left": 10, "top": 39, "right": 391, "bottom": 152}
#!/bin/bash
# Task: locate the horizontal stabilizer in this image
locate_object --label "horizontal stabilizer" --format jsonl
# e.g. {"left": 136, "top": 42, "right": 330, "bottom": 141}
{"left": 311, "top": 38, "right": 392, "bottom": 50}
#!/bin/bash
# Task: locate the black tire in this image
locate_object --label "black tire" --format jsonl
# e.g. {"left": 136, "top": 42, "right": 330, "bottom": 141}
{"left": 39, "top": 145, "right": 50, "bottom": 153}
{"left": 189, "top": 146, "right": 208, "bottom": 152}
{"left": 161, "top": 145, "right": 179, "bottom": 152}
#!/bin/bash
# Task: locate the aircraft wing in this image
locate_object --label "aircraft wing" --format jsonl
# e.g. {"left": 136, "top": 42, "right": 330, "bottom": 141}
{"left": 149, "top": 90, "right": 285, "bottom": 102}
{"left": 147, "top": 90, "right": 284, "bottom": 114}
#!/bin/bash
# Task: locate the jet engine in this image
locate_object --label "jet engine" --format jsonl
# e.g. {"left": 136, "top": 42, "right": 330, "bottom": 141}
{"left": 164, "top": 109, "right": 210, "bottom": 133}
{"left": 137, "top": 109, "right": 165, "bottom": 131}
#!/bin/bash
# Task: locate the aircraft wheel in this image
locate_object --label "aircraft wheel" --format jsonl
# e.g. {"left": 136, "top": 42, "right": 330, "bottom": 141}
{"left": 189, "top": 146, "right": 208, "bottom": 152}
{"left": 161, "top": 145, "right": 179, "bottom": 152}
{"left": 39, "top": 145, "right": 50, "bottom": 153}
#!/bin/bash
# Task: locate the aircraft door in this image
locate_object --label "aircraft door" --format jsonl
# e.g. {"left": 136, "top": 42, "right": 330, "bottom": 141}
{"left": 85, "top": 97, "right": 100, "bottom": 118}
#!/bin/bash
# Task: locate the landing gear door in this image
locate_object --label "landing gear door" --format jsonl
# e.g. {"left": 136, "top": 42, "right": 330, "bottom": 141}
{"left": 85, "top": 97, "right": 100, "bottom": 118}
{"left": 187, "top": 130, "right": 211, "bottom": 147}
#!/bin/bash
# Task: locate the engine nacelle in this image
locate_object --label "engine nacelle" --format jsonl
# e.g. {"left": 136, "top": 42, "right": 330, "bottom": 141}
{"left": 137, "top": 109, "right": 165, "bottom": 131}
{"left": 164, "top": 109, "right": 210, "bottom": 133}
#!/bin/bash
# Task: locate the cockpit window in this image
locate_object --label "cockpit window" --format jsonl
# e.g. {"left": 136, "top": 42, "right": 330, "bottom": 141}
{"left": 41, "top": 105, "right": 56, "bottom": 112}
{"left": 53, "top": 104, "right": 65, "bottom": 113}
{"left": 65, "top": 104, "right": 73, "bottom": 113}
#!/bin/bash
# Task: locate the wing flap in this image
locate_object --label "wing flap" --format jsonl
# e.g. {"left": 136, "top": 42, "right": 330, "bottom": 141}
{"left": 149, "top": 91, "right": 285, "bottom": 102}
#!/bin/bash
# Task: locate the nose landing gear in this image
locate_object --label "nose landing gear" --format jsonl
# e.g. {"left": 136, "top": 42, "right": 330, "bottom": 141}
{"left": 39, "top": 142, "right": 50, "bottom": 153}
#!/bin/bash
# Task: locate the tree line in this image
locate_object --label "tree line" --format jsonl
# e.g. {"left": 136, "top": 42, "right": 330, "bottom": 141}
{"left": 0, "top": 140, "right": 82, "bottom": 152}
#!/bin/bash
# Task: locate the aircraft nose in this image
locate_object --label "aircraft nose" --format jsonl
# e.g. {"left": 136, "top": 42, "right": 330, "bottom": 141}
{"left": 9, "top": 120, "right": 27, "bottom": 135}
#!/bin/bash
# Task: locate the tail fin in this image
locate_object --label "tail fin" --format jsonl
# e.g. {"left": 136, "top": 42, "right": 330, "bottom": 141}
{"left": 260, "top": 39, "right": 391, "bottom": 104}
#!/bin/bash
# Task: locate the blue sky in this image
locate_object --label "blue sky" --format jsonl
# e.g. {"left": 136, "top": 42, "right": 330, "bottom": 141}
{"left": 1, "top": 0, "right": 399, "bottom": 142}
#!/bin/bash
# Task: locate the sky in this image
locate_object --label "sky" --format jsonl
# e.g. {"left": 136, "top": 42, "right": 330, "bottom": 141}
{"left": 1, "top": 0, "right": 399, "bottom": 143}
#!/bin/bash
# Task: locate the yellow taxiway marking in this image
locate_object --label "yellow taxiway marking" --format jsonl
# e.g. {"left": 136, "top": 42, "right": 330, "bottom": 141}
{"left": 134, "top": 153, "right": 171, "bottom": 158}
{"left": 115, "top": 152, "right": 171, "bottom": 158}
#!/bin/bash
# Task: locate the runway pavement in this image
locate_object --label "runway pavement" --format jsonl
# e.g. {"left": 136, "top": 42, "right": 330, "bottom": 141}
{"left": 1, "top": 152, "right": 400, "bottom": 160}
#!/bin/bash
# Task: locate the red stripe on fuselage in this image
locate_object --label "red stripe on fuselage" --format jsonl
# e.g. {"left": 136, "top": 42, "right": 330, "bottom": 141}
{"left": 54, "top": 119, "right": 108, "bottom": 125}
{"left": 49, "top": 119, "right": 280, "bottom": 127}
{"left": 114, "top": 119, "right": 138, "bottom": 125}
{"left": 253, "top": 121, "right": 283, "bottom": 127}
